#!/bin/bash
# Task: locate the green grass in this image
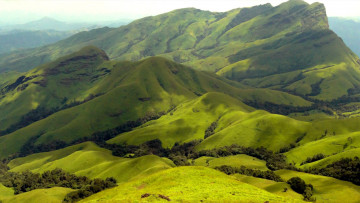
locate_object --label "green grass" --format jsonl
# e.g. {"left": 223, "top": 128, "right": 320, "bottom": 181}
{"left": 0, "top": 187, "right": 73, "bottom": 203}
{"left": 301, "top": 148, "right": 360, "bottom": 169}
{"left": 107, "top": 92, "right": 253, "bottom": 147}
{"left": 196, "top": 110, "right": 310, "bottom": 152}
{"left": 108, "top": 91, "right": 310, "bottom": 151}
{"left": 79, "top": 166, "right": 299, "bottom": 202}
{"left": 0, "top": 0, "right": 357, "bottom": 102}
{"left": 285, "top": 128, "right": 360, "bottom": 165}
{"left": 193, "top": 154, "right": 268, "bottom": 171}
{"left": 8, "top": 142, "right": 174, "bottom": 182}
{"left": 0, "top": 52, "right": 311, "bottom": 158}
{"left": 275, "top": 170, "right": 360, "bottom": 202}
{"left": 234, "top": 174, "right": 304, "bottom": 201}
{"left": 0, "top": 183, "right": 14, "bottom": 199}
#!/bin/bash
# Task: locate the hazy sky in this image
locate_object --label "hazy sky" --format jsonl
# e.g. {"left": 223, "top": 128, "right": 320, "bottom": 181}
{"left": 0, "top": 0, "right": 359, "bottom": 24}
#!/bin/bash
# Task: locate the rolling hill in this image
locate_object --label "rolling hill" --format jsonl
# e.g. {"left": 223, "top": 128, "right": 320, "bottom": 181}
{"left": 0, "top": 1, "right": 360, "bottom": 202}
{"left": 109, "top": 92, "right": 310, "bottom": 152}
{"left": 0, "top": 46, "right": 311, "bottom": 158}
{"left": 80, "top": 166, "right": 300, "bottom": 202}
{"left": 0, "top": 1, "right": 359, "bottom": 101}
{"left": 276, "top": 170, "right": 360, "bottom": 202}
{"left": 7, "top": 142, "right": 174, "bottom": 182}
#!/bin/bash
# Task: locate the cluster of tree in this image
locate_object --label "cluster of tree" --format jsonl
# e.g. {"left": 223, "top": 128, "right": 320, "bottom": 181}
{"left": 300, "top": 153, "right": 326, "bottom": 165}
{"left": 305, "top": 157, "right": 360, "bottom": 185}
{"left": 204, "top": 121, "right": 218, "bottom": 139}
{"left": 214, "top": 165, "right": 283, "bottom": 182}
{"left": 287, "top": 177, "right": 315, "bottom": 201}
{"left": 279, "top": 143, "right": 297, "bottom": 153}
{"left": 6, "top": 111, "right": 167, "bottom": 161}
{"left": 63, "top": 177, "right": 116, "bottom": 202}
{"left": 244, "top": 101, "right": 316, "bottom": 115}
{"left": 0, "top": 94, "right": 103, "bottom": 136}
{"left": 190, "top": 145, "right": 294, "bottom": 170}
{"left": 0, "top": 168, "right": 116, "bottom": 195}
{"left": 18, "top": 135, "right": 67, "bottom": 158}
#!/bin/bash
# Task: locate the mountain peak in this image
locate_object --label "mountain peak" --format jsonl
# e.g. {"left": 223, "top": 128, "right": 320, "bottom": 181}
{"left": 37, "top": 17, "right": 61, "bottom": 22}
{"left": 41, "top": 46, "right": 109, "bottom": 75}
{"left": 76, "top": 45, "right": 109, "bottom": 60}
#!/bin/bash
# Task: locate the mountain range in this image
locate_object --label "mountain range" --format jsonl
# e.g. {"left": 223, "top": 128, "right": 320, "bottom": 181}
{"left": 329, "top": 17, "right": 360, "bottom": 57}
{"left": 0, "top": 0, "right": 360, "bottom": 202}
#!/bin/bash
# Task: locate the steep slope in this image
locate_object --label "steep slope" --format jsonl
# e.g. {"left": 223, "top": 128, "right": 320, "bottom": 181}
{"left": 7, "top": 142, "right": 174, "bottom": 182}
{"left": 0, "top": 47, "right": 310, "bottom": 158}
{"left": 108, "top": 92, "right": 254, "bottom": 147}
{"left": 109, "top": 92, "right": 310, "bottom": 151}
{"left": 80, "top": 167, "right": 299, "bottom": 202}
{"left": 0, "top": 46, "right": 110, "bottom": 132}
{"left": 0, "top": 1, "right": 358, "bottom": 101}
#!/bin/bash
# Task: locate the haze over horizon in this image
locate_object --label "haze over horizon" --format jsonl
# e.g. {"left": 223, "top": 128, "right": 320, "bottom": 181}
{"left": 0, "top": 0, "right": 358, "bottom": 24}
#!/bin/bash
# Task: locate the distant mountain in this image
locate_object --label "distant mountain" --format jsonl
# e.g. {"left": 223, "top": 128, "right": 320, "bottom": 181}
{"left": 329, "top": 17, "right": 360, "bottom": 57}
{"left": 0, "top": 17, "right": 98, "bottom": 32}
{"left": 0, "top": 0, "right": 358, "bottom": 102}
{"left": 0, "top": 30, "right": 73, "bottom": 54}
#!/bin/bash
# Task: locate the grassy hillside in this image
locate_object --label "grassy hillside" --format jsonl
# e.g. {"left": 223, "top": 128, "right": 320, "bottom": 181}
{"left": 80, "top": 166, "right": 299, "bottom": 202}
{"left": 285, "top": 131, "right": 360, "bottom": 166}
{"left": 196, "top": 110, "right": 310, "bottom": 152}
{"left": 109, "top": 91, "right": 310, "bottom": 151}
{"left": 0, "top": 48, "right": 310, "bottom": 158}
{"left": 0, "top": 45, "right": 110, "bottom": 131}
{"left": 0, "top": 1, "right": 358, "bottom": 101}
{"left": 300, "top": 148, "right": 360, "bottom": 169}
{"left": 107, "top": 92, "right": 253, "bottom": 147}
{"left": 0, "top": 187, "right": 73, "bottom": 203}
{"left": 234, "top": 174, "right": 304, "bottom": 200}
{"left": 0, "top": 183, "right": 14, "bottom": 199}
{"left": 8, "top": 142, "right": 174, "bottom": 182}
{"left": 276, "top": 170, "right": 360, "bottom": 202}
{"left": 194, "top": 154, "right": 268, "bottom": 171}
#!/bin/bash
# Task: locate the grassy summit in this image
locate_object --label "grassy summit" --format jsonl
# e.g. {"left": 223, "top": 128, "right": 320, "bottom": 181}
{"left": 0, "top": 47, "right": 310, "bottom": 158}
{"left": 0, "top": 1, "right": 358, "bottom": 101}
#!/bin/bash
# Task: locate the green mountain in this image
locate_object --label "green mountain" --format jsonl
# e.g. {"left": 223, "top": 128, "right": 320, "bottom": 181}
{"left": 0, "top": 0, "right": 358, "bottom": 101}
{"left": 0, "top": 46, "right": 310, "bottom": 158}
{"left": 329, "top": 17, "right": 360, "bottom": 57}
{"left": 1, "top": 1, "right": 360, "bottom": 202}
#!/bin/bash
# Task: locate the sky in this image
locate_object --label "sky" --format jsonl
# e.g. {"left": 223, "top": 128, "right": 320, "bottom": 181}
{"left": 0, "top": 0, "right": 359, "bottom": 24}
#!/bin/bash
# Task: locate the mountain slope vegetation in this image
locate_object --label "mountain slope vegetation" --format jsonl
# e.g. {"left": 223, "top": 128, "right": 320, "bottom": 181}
{"left": 7, "top": 142, "right": 174, "bottom": 182}
{"left": 0, "top": 1, "right": 358, "bottom": 101}
{"left": 80, "top": 167, "right": 300, "bottom": 202}
{"left": 0, "top": 1, "right": 360, "bottom": 202}
{"left": 0, "top": 46, "right": 310, "bottom": 158}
